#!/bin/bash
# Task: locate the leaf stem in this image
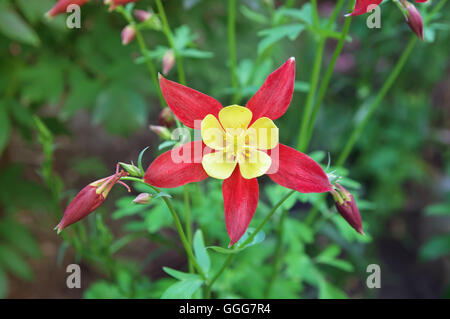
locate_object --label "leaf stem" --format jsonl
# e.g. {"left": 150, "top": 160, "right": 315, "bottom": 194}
{"left": 228, "top": 0, "right": 239, "bottom": 104}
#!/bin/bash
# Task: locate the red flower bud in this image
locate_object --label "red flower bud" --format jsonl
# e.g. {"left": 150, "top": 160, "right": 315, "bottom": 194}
{"left": 133, "top": 193, "right": 152, "bottom": 204}
{"left": 149, "top": 125, "right": 172, "bottom": 140}
{"left": 121, "top": 25, "right": 136, "bottom": 45}
{"left": 162, "top": 50, "right": 176, "bottom": 75}
{"left": 404, "top": 1, "right": 424, "bottom": 40}
{"left": 47, "top": 0, "right": 89, "bottom": 18}
{"left": 56, "top": 165, "right": 129, "bottom": 233}
{"left": 104, "top": 0, "right": 140, "bottom": 11}
{"left": 158, "top": 107, "right": 175, "bottom": 128}
{"left": 331, "top": 184, "right": 364, "bottom": 235}
{"left": 134, "top": 9, "right": 152, "bottom": 22}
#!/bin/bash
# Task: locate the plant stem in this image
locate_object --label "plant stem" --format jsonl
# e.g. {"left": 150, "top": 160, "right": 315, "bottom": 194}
{"left": 228, "top": 0, "right": 239, "bottom": 104}
{"left": 336, "top": 36, "right": 417, "bottom": 166}
{"left": 121, "top": 177, "right": 207, "bottom": 281}
{"left": 155, "top": 0, "right": 186, "bottom": 85}
{"left": 208, "top": 190, "right": 296, "bottom": 289}
{"left": 264, "top": 209, "right": 287, "bottom": 298}
{"left": 297, "top": 37, "right": 326, "bottom": 151}
{"left": 184, "top": 184, "right": 193, "bottom": 273}
{"left": 305, "top": 0, "right": 354, "bottom": 147}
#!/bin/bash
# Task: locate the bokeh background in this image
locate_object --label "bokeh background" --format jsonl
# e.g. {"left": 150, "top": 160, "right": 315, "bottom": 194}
{"left": 0, "top": 0, "right": 449, "bottom": 298}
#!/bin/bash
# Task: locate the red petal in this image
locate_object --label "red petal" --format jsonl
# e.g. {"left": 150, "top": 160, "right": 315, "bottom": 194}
{"left": 415, "top": 0, "right": 427, "bottom": 2}
{"left": 268, "top": 144, "right": 332, "bottom": 193}
{"left": 159, "top": 75, "right": 223, "bottom": 129}
{"left": 144, "top": 141, "right": 209, "bottom": 188}
{"left": 223, "top": 167, "right": 259, "bottom": 246}
{"left": 246, "top": 58, "right": 295, "bottom": 123}
{"left": 346, "top": 0, "right": 383, "bottom": 16}
{"left": 47, "top": 0, "right": 89, "bottom": 17}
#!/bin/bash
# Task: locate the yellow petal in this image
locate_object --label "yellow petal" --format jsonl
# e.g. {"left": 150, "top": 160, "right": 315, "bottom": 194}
{"left": 202, "top": 151, "right": 237, "bottom": 180}
{"left": 246, "top": 117, "right": 279, "bottom": 150}
{"left": 219, "top": 105, "right": 252, "bottom": 131}
{"left": 201, "top": 114, "right": 225, "bottom": 150}
{"left": 238, "top": 149, "right": 272, "bottom": 179}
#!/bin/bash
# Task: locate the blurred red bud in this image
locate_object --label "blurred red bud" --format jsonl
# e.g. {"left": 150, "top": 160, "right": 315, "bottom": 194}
{"left": 158, "top": 107, "right": 175, "bottom": 128}
{"left": 47, "top": 0, "right": 89, "bottom": 18}
{"left": 56, "top": 166, "right": 129, "bottom": 233}
{"left": 405, "top": 2, "right": 424, "bottom": 40}
{"left": 331, "top": 184, "right": 364, "bottom": 235}
{"left": 150, "top": 125, "right": 172, "bottom": 140}
{"left": 162, "top": 50, "right": 175, "bottom": 75}
{"left": 104, "top": 0, "right": 140, "bottom": 11}
{"left": 134, "top": 9, "right": 152, "bottom": 22}
{"left": 121, "top": 25, "right": 136, "bottom": 45}
{"left": 133, "top": 193, "right": 152, "bottom": 204}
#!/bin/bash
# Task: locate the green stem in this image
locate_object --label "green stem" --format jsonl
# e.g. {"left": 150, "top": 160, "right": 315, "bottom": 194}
{"left": 155, "top": 0, "right": 186, "bottom": 85}
{"left": 336, "top": 36, "right": 417, "bottom": 166}
{"left": 184, "top": 184, "right": 193, "bottom": 273}
{"left": 208, "top": 190, "right": 296, "bottom": 289}
{"left": 311, "top": 0, "right": 319, "bottom": 27}
{"left": 297, "top": 38, "right": 326, "bottom": 151}
{"left": 121, "top": 177, "right": 207, "bottom": 281}
{"left": 228, "top": 0, "right": 239, "bottom": 104}
{"left": 305, "top": 0, "right": 355, "bottom": 147}
{"left": 264, "top": 209, "right": 287, "bottom": 298}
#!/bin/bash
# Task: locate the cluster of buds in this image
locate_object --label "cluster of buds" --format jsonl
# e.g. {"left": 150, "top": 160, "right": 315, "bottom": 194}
{"left": 55, "top": 164, "right": 130, "bottom": 233}
{"left": 330, "top": 184, "right": 364, "bottom": 235}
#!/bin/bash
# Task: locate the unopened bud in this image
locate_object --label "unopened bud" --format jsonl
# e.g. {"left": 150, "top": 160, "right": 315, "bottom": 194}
{"left": 150, "top": 125, "right": 172, "bottom": 140}
{"left": 162, "top": 50, "right": 175, "bottom": 75}
{"left": 404, "top": 2, "right": 424, "bottom": 40}
{"left": 134, "top": 9, "right": 152, "bottom": 22}
{"left": 121, "top": 25, "right": 136, "bottom": 45}
{"left": 331, "top": 184, "right": 364, "bottom": 235}
{"left": 158, "top": 107, "right": 175, "bottom": 128}
{"left": 55, "top": 165, "right": 130, "bottom": 233}
{"left": 133, "top": 193, "right": 152, "bottom": 204}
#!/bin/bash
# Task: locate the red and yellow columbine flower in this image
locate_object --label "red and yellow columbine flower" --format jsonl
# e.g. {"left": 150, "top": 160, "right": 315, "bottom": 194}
{"left": 56, "top": 165, "right": 130, "bottom": 233}
{"left": 144, "top": 58, "right": 333, "bottom": 245}
{"left": 347, "top": 0, "right": 427, "bottom": 16}
{"left": 47, "top": 0, "right": 89, "bottom": 17}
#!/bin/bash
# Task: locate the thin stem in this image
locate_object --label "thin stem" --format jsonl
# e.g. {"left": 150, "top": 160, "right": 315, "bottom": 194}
{"left": 121, "top": 177, "right": 207, "bottom": 281}
{"left": 264, "top": 209, "right": 287, "bottom": 298}
{"left": 184, "top": 184, "right": 193, "bottom": 273}
{"left": 208, "top": 190, "right": 296, "bottom": 289}
{"left": 155, "top": 0, "right": 186, "bottom": 85}
{"left": 228, "top": 0, "right": 239, "bottom": 104}
{"left": 311, "top": 0, "right": 320, "bottom": 27}
{"left": 305, "top": 0, "right": 355, "bottom": 147}
{"left": 297, "top": 38, "right": 326, "bottom": 151}
{"left": 336, "top": 36, "right": 417, "bottom": 166}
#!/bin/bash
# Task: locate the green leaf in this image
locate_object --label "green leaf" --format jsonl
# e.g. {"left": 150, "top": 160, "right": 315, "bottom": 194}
{"left": 277, "top": 4, "right": 313, "bottom": 25}
{"left": 318, "top": 280, "right": 347, "bottom": 299}
{"left": 137, "top": 146, "right": 150, "bottom": 175}
{"left": 0, "top": 5, "right": 40, "bottom": 46}
{"left": 180, "top": 48, "right": 213, "bottom": 59}
{"left": 420, "top": 235, "right": 450, "bottom": 261}
{"left": 294, "top": 81, "right": 310, "bottom": 92}
{"left": 163, "top": 267, "right": 200, "bottom": 281}
{"left": 0, "top": 104, "right": 11, "bottom": 156}
{"left": 0, "top": 245, "right": 33, "bottom": 281}
{"left": 0, "top": 220, "right": 41, "bottom": 258}
{"left": 161, "top": 278, "right": 203, "bottom": 299}
{"left": 193, "top": 230, "right": 211, "bottom": 274}
{"left": 257, "top": 24, "right": 305, "bottom": 54}
{"left": 425, "top": 202, "right": 450, "bottom": 216}
{"left": 209, "top": 228, "right": 266, "bottom": 254}
{"left": 0, "top": 268, "right": 7, "bottom": 298}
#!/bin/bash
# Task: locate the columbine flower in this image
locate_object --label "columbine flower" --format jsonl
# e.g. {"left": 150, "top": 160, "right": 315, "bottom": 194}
{"left": 55, "top": 165, "right": 130, "bottom": 233}
{"left": 121, "top": 25, "right": 136, "bottom": 45}
{"left": 330, "top": 184, "right": 364, "bottom": 235}
{"left": 144, "top": 58, "right": 333, "bottom": 245}
{"left": 47, "top": 0, "right": 89, "bottom": 18}
{"left": 104, "top": 0, "right": 140, "bottom": 11}
{"left": 347, "top": 0, "right": 427, "bottom": 17}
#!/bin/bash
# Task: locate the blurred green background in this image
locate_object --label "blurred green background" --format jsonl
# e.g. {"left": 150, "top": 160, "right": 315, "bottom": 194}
{"left": 0, "top": 0, "right": 449, "bottom": 298}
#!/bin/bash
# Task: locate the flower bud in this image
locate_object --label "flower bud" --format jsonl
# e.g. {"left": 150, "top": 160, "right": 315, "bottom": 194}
{"left": 104, "top": 0, "right": 140, "bottom": 11}
{"left": 162, "top": 50, "right": 176, "bottom": 75}
{"left": 121, "top": 25, "right": 136, "bottom": 45}
{"left": 55, "top": 166, "right": 129, "bottom": 233}
{"left": 404, "top": 2, "right": 424, "bottom": 40}
{"left": 133, "top": 193, "right": 152, "bottom": 204}
{"left": 119, "top": 162, "right": 142, "bottom": 177}
{"left": 134, "top": 9, "right": 152, "bottom": 22}
{"left": 47, "top": 0, "right": 89, "bottom": 18}
{"left": 158, "top": 107, "right": 175, "bottom": 128}
{"left": 149, "top": 125, "right": 172, "bottom": 140}
{"left": 331, "top": 184, "right": 364, "bottom": 235}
